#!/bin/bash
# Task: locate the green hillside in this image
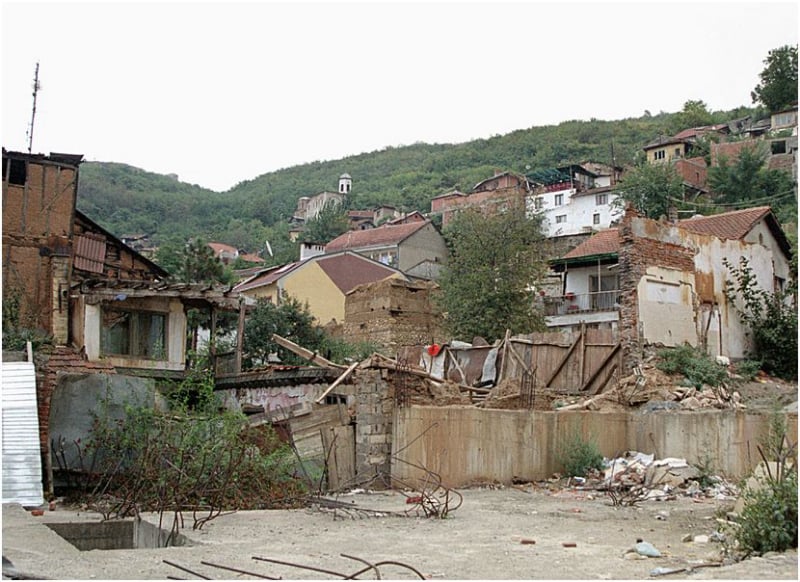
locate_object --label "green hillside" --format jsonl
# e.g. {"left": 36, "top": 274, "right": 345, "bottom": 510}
{"left": 76, "top": 106, "right": 760, "bottom": 253}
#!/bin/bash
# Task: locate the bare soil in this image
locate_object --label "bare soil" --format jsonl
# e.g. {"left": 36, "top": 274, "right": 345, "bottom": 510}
{"left": 3, "top": 486, "right": 797, "bottom": 580}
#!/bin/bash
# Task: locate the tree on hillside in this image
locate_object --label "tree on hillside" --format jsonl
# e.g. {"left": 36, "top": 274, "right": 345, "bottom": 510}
{"left": 708, "top": 143, "right": 795, "bottom": 206}
{"left": 156, "top": 238, "right": 234, "bottom": 285}
{"left": 751, "top": 45, "right": 798, "bottom": 114}
{"left": 302, "top": 200, "right": 350, "bottom": 244}
{"left": 672, "top": 100, "right": 714, "bottom": 132}
{"left": 613, "top": 161, "right": 685, "bottom": 219}
{"left": 437, "top": 203, "right": 548, "bottom": 341}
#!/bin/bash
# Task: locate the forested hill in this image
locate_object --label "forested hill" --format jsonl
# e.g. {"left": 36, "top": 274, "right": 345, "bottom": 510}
{"left": 76, "top": 106, "right": 757, "bottom": 251}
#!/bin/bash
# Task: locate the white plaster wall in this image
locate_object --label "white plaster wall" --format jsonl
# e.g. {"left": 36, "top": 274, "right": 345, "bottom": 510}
{"left": 540, "top": 188, "right": 622, "bottom": 237}
{"left": 638, "top": 267, "right": 697, "bottom": 347}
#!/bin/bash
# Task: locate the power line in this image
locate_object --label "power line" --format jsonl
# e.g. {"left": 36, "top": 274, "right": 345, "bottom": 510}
{"left": 666, "top": 188, "right": 797, "bottom": 209}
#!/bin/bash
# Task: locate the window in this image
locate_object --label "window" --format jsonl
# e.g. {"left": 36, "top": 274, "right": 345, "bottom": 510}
{"left": 101, "top": 308, "right": 167, "bottom": 359}
{"left": 772, "top": 140, "right": 787, "bottom": 154}
{"left": 534, "top": 197, "right": 543, "bottom": 210}
{"left": 593, "top": 213, "right": 600, "bottom": 225}
{"left": 554, "top": 194, "right": 563, "bottom": 206}
{"left": 2, "top": 159, "right": 27, "bottom": 185}
{"left": 674, "top": 148, "right": 681, "bottom": 158}
{"left": 555, "top": 214, "right": 567, "bottom": 224}
{"left": 653, "top": 150, "right": 665, "bottom": 161}
{"left": 595, "top": 193, "right": 608, "bottom": 205}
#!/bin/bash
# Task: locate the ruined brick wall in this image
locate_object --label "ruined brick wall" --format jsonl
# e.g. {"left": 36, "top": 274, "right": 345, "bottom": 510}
{"left": 354, "top": 369, "right": 394, "bottom": 485}
{"left": 617, "top": 208, "right": 696, "bottom": 373}
{"left": 33, "top": 346, "right": 116, "bottom": 493}
{"left": 3, "top": 156, "right": 79, "bottom": 338}
{"left": 343, "top": 279, "right": 445, "bottom": 354}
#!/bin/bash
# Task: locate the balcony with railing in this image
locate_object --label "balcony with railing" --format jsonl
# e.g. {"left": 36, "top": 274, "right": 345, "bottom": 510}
{"left": 540, "top": 290, "right": 621, "bottom": 317}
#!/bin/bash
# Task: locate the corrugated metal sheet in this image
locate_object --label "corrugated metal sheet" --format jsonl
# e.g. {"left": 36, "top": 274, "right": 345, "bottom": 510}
{"left": 74, "top": 233, "right": 106, "bottom": 273}
{"left": 2, "top": 361, "right": 44, "bottom": 506}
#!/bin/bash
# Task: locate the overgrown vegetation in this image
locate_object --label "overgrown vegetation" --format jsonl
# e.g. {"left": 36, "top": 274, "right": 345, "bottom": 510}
{"left": 656, "top": 343, "right": 728, "bottom": 388}
{"left": 76, "top": 362, "right": 306, "bottom": 541}
{"left": 733, "top": 411, "right": 797, "bottom": 556}
{"left": 556, "top": 428, "right": 605, "bottom": 478}
{"left": 723, "top": 257, "right": 797, "bottom": 380}
{"left": 1, "top": 288, "right": 54, "bottom": 352}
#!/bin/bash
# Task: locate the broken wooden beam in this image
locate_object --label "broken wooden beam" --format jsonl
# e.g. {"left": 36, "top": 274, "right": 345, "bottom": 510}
{"left": 271, "top": 334, "right": 347, "bottom": 370}
{"left": 315, "top": 361, "right": 359, "bottom": 403}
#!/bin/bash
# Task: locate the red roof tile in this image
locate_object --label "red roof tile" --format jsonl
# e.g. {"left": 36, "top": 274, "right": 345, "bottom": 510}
{"left": 677, "top": 206, "right": 772, "bottom": 240}
{"left": 563, "top": 229, "right": 620, "bottom": 259}
{"left": 325, "top": 221, "right": 429, "bottom": 252}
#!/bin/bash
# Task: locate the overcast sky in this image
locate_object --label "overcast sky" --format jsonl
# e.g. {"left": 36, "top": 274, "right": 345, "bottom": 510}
{"left": 2, "top": 1, "right": 797, "bottom": 192}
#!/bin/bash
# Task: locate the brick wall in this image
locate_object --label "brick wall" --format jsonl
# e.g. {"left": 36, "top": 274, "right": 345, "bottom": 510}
{"left": 617, "top": 208, "right": 696, "bottom": 373}
{"left": 35, "top": 347, "right": 116, "bottom": 457}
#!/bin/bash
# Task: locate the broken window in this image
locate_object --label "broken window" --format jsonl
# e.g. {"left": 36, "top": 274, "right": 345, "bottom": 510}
{"left": 101, "top": 308, "right": 167, "bottom": 359}
{"left": 771, "top": 140, "right": 787, "bottom": 154}
{"left": 2, "top": 158, "right": 27, "bottom": 185}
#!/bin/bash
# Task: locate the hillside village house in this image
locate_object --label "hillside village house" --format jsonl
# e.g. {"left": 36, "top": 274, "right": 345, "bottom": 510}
{"left": 324, "top": 219, "right": 447, "bottom": 278}
{"left": 3, "top": 149, "right": 246, "bottom": 495}
{"left": 545, "top": 206, "right": 792, "bottom": 365}
{"left": 233, "top": 250, "right": 408, "bottom": 326}
{"left": 528, "top": 163, "right": 623, "bottom": 238}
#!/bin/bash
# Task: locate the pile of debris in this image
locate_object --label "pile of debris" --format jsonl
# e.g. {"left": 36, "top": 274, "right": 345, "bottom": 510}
{"left": 547, "top": 450, "right": 739, "bottom": 505}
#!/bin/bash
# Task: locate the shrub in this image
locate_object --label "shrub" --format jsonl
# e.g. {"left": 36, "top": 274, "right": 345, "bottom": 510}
{"left": 734, "top": 359, "right": 762, "bottom": 381}
{"left": 656, "top": 343, "right": 728, "bottom": 388}
{"left": 557, "top": 429, "right": 604, "bottom": 478}
{"left": 734, "top": 411, "right": 798, "bottom": 556}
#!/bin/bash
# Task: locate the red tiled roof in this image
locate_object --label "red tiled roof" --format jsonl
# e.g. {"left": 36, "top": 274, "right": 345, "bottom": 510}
{"left": 677, "top": 206, "right": 772, "bottom": 240}
{"left": 325, "top": 221, "right": 429, "bottom": 252}
{"left": 208, "top": 242, "right": 238, "bottom": 255}
{"left": 238, "top": 253, "right": 265, "bottom": 263}
{"left": 563, "top": 229, "right": 620, "bottom": 259}
{"left": 315, "top": 253, "right": 402, "bottom": 294}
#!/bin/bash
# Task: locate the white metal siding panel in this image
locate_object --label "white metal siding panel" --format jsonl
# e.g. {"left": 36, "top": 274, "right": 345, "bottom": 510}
{"left": 2, "top": 361, "right": 44, "bottom": 506}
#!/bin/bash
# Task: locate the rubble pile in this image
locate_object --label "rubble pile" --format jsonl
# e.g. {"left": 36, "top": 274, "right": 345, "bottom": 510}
{"left": 557, "top": 450, "right": 740, "bottom": 502}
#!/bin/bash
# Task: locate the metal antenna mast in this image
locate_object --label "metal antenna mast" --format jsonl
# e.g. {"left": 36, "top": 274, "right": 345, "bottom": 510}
{"left": 26, "top": 62, "right": 41, "bottom": 153}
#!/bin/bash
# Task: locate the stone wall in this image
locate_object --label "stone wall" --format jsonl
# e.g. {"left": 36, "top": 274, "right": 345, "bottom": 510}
{"left": 354, "top": 369, "right": 394, "bottom": 485}
{"left": 343, "top": 279, "right": 445, "bottom": 353}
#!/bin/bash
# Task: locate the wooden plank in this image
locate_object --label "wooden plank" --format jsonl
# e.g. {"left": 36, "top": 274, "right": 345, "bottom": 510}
{"left": 271, "top": 334, "right": 347, "bottom": 370}
{"left": 315, "top": 361, "right": 359, "bottom": 403}
{"left": 543, "top": 332, "right": 582, "bottom": 388}
{"left": 507, "top": 341, "right": 531, "bottom": 374}
{"left": 447, "top": 350, "right": 468, "bottom": 384}
{"left": 321, "top": 425, "right": 355, "bottom": 491}
{"left": 580, "top": 343, "right": 621, "bottom": 393}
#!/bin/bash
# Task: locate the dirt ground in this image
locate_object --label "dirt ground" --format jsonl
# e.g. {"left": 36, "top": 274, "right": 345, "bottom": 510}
{"left": 2, "top": 485, "right": 797, "bottom": 580}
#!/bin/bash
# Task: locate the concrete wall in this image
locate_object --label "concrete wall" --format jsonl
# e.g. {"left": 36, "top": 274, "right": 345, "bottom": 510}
{"left": 398, "top": 223, "right": 448, "bottom": 272}
{"left": 48, "top": 373, "right": 165, "bottom": 471}
{"left": 392, "top": 406, "right": 798, "bottom": 488}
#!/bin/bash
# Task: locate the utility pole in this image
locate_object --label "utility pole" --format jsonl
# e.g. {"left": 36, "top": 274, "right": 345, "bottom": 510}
{"left": 26, "top": 62, "right": 40, "bottom": 154}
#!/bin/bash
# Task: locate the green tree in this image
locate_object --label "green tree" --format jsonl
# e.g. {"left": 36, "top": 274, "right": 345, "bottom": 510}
{"left": 672, "top": 99, "right": 714, "bottom": 132}
{"left": 302, "top": 200, "right": 350, "bottom": 244}
{"left": 613, "top": 161, "right": 685, "bottom": 219}
{"left": 173, "top": 238, "right": 234, "bottom": 285}
{"left": 751, "top": 45, "right": 798, "bottom": 113}
{"left": 243, "top": 296, "right": 325, "bottom": 367}
{"left": 708, "top": 143, "right": 795, "bottom": 205}
{"left": 437, "top": 202, "right": 548, "bottom": 341}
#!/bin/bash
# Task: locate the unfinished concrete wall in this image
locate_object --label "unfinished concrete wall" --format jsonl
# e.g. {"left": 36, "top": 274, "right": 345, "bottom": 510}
{"left": 354, "top": 369, "right": 394, "bottom": 485}
{"left": 343, "top": 279, "right": 445, "bottom": 353}
{"left": 392, "top": 406, "right": 798, "bottom": 488}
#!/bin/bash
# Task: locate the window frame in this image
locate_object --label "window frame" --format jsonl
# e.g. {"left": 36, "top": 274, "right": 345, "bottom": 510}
{"left": 101, "top": 307, "right": 169, "bottom": 360}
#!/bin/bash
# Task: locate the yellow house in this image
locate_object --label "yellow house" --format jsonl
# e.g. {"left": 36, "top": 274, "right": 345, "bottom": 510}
{"left": 233, "top": 250, "right": 408, "bottom": 325}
